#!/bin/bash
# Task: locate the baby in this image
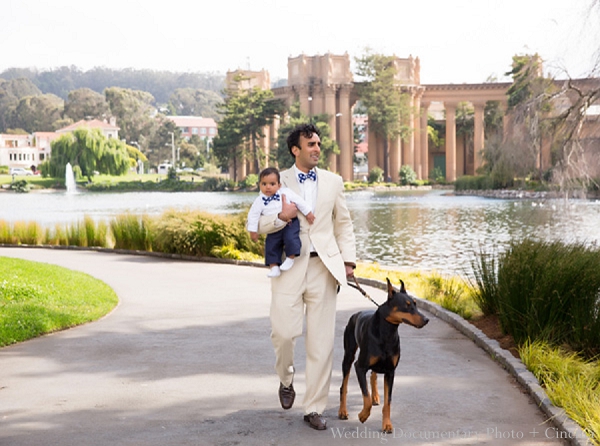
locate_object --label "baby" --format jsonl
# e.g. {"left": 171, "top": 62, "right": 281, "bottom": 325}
{"left": 247, "top": 167, "right": 315, "bottom": 278}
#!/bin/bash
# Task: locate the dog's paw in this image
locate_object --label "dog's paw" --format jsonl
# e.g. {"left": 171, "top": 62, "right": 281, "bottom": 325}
{"left": 372, "top": 395, "right": 380, "bottom": 406}
{"left": 338, "top": 410, "right": 349, "bottom": 420}
{"left": 382, "top": 421, "right": 393, "bottom": 433}
{"left": 358, "top": 409, "right": 371, "bottom": 423}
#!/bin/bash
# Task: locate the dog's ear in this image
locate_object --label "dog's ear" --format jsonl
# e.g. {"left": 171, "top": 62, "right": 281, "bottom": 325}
{"left": 386, "top": 278, "right": 395, "bottom": 298}
{"left": 399, "top": 279, "right": 406, "bottom": 293}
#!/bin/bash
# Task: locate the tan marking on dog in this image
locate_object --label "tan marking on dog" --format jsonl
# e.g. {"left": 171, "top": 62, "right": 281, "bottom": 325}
{"left": 370, "top": 371, "right": 380, "bottom": 406}
{"left": 338, "top": 373, "right": 350, "bottom": 420}
{"left": 382, "top": 378, "right": 393, "bottom": 433}
{"left": 358, "top": 394, "right": 372, "bottom": 423}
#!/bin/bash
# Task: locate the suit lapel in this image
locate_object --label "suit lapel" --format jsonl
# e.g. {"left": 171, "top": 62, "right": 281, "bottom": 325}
{"left": 282, "top": 168, "right": 301, "bottom": 195}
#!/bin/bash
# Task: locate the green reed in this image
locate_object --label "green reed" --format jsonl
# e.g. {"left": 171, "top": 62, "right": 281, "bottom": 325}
{"left": 470, "top": 238, "right": 600, "bottom": 357}
{"left": 110, "top": 214, "right": 153, "bottom": 251}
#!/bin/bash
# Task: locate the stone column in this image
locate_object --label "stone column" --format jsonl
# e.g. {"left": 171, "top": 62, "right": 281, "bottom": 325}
{"left": 473, "top": 101, "right": 486, "bottom": 174}
{"left": 420, "top": 101, "right": 430, "bottom": 180}
{"left": 298, "top": 85, "right": 311, "bottom": 117}
{"left": 339, "top": 84, "right": 353, "bottom": 181}
{"left": 413, "top": 91, "right": 422, "bottom": 179}
{"left": 445, "top": 102, "right": 457, "bottom": 182}
{"left": 325, "top": 85, "right": 337, "bottom": 172}
{"left": 403, "top": 93, "right": 415, "bottom": 174}
{"left": 312, "top": 84, "right": 324, "bottom": 117}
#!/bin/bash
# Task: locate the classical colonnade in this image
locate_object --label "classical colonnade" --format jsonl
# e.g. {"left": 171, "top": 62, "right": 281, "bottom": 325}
{"left": 226, "top": 53, "right": 512, "bottom": 182}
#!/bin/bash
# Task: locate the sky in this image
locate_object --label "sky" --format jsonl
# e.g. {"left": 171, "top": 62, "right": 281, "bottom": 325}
{"left": 4, "top": 0, "right": 599, "bottom": 85}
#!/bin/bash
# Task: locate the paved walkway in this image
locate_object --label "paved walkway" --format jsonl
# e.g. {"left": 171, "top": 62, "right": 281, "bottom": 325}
{"left": 0, "top": 247, "right": 578, "bottom": 445}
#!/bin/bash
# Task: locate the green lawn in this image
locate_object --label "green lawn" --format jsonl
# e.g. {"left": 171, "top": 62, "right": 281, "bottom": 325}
{"left": 0, "top": 257, "right": 119, "bottom": 347}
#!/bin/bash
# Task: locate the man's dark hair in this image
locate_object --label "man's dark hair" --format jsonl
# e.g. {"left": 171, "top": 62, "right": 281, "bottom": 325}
{"left": 286, "top": 123, "right": 321, "bottom": 158}
{"left": 259, "top": 166, "right": 280, "bottom": 182}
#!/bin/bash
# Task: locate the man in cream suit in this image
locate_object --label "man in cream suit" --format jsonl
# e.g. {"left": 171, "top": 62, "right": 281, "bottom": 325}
{"left": 257, "top": 123, "right": 356, "bottom": 430}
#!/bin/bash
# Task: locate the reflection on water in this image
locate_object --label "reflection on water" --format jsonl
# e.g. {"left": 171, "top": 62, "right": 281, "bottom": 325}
{"left": 2, "top": 189, "right": 599, "bottom": 276}
{"left": 346, "top": 189, "right": 600, "bottom": 276}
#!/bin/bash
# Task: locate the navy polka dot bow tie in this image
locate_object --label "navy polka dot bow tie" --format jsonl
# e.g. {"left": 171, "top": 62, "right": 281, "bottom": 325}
{"left": 298, "top": 170, "right": 317, "bottom": 183}
{"left": 262, "top": 193, "right": 280, "bottom": 205}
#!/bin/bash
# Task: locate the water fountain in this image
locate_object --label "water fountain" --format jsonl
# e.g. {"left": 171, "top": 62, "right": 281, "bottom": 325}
{"left": 65, "top": 163, "right": 77, "bottom": 194}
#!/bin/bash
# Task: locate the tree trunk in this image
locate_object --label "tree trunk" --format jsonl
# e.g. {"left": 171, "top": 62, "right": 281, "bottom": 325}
{"left": 383, "top": 138, "right": 390, "bottom": 181}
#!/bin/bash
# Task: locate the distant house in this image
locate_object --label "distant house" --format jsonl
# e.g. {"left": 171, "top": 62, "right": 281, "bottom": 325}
{"left": 0, "top": 118, "right": 120, "bottom": 171}
{"left": 166, "top": 116, "right": 217, "bottom": 141}
{"left": 0, "top": 132, "right": 59, "bottom": 171}
{"left": 56, "top": 118, "right": 120, "bottom": 139}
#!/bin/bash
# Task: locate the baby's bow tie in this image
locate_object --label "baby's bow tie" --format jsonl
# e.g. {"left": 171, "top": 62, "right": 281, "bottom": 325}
{"left": 262, "top": 193, "right": 280, "bottom": 205}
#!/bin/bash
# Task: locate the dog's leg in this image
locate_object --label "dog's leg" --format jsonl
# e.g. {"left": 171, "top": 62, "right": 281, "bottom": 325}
{"left": 356, "top": 364, "right": 372, "bottom": 423}
{"left": 381, "top": 372, "right": 395, "bottom": 433}
{"left": 370, "top": 371, "right": 380, "bottom": 406}
{"left": 339, "top": 322, "right": 358, "bottom": 420}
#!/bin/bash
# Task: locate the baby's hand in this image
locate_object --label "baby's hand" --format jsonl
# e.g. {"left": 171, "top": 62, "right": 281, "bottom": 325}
{"left": 306, "top": 212, "right": 315, "bottom": 224}
{"left": 250, "top": 231, "right": 259, "bottom": 242}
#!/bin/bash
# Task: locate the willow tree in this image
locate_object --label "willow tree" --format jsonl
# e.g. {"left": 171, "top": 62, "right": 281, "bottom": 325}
{"left": 47, "top": 128, "right": 130, "bottom": 181}
{"left": 355, "top": 49, "right": 412, "bottom": 180}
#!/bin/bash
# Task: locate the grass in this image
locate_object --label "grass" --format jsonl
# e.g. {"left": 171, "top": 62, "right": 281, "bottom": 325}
{"left": 0, "top": 257, "right": 119, "bottom": 347}
{"left": 519, "top": 341, "right": 600, "bottom": 445}
{"left": 355, "top": 263, "right": 479, "bottom": 320}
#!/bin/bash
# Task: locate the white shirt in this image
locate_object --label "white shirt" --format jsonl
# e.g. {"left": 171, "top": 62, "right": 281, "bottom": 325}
{"left": 293, "top": 165, "right": 318, "bottom": 213}
{"left": 293, "top": 165, "right": 318, "bottom": 252}
{"left": 247, "top": 186, "right": 312, "bottom": 232}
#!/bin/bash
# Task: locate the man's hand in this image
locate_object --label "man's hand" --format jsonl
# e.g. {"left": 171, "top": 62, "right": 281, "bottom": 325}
{"left": 278, "top": 194, "right": 298, "bottom": 222}
{"left": 345, "top": 264, "right": 355, "bottom": 279}
{"left": 305, "top": 212, "right": 315, "bottom": 224}
{"left": 250, "top": 231, "right": 259, "bottom": 242}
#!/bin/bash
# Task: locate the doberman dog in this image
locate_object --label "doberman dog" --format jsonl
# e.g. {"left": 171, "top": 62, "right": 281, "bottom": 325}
{"left": 338, "top": 278, "right": 429, "bottom": 433}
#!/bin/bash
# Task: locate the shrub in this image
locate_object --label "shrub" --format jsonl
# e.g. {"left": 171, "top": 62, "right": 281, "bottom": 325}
{"left": 150, "top": 210, "right": 263, "bottom": 258}
{"left": 240, "top": 174, "right": 258, "bottom": 189}
{"left": 429, "top": 166, "right": 445, "bottom": 183}
{"left": 10, "top": 179, "right": 30, "bottom": 193}
{"left": 399, "top": 165, "right": 417, "bottom": 185}
{"left": 470, "top": 238, "right": 600, "bottom": 357}
{"left": 203, "top": 177, "right": 236, "bottom": 191}
{"left": 368, "top": 167, "right": 383, "bottom": 183}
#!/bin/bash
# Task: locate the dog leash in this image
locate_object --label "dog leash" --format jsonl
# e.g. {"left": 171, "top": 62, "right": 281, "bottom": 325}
{"left": 347, "top": 276, "right": 380, "bottom": 308}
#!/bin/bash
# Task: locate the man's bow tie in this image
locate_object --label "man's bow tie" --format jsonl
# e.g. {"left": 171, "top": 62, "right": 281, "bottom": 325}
{"left": 298, "top": 170, "right": 317, "bottom": 183}
{"left": 262, "top": 193, "right": 280, "bottom": 205}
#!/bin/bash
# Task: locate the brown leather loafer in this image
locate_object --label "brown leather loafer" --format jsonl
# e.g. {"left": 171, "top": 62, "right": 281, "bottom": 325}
{"left": 278, "top": 383, "right": 295, "bottom": 410}
{"left": 303, "top": 412, "right": 327, "bottom": 430}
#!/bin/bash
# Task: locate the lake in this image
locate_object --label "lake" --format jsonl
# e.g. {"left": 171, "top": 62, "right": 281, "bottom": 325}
{"left": 2, "top": 188, "right": 599, "bottom": 276}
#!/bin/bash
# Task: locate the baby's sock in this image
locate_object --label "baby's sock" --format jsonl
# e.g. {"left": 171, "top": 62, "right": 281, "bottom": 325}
{"left": 280, "top": 257, "right": 295, "bottom": 271}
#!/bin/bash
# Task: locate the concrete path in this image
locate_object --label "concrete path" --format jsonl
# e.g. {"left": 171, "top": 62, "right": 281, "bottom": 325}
{"left": 0, "top": 247, "right": 572, "bottom": 445}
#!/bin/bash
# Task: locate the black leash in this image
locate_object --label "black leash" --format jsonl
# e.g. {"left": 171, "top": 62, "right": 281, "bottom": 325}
{"left": 347, "top": 276, "right": 380, "bottom": 308}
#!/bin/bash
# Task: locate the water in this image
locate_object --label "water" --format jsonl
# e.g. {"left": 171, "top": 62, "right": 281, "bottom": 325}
{"left": 1, "top": 189, "right": 599, "bottom": 276}
{"left": 65, "top": 163, "right": 77, "bottom": 194}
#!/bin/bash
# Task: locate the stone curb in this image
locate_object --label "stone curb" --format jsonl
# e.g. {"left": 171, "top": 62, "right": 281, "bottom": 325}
{"left": 355, "top": 277, "right": 593, "bottom": 446}
{"left": 1, "top": 244, "right": 594, "bottom": 445}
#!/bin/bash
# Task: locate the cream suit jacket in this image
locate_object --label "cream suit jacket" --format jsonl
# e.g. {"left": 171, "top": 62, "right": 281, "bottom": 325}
{"left": 257, "top": 167, "right": 356, "bottom": 287}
